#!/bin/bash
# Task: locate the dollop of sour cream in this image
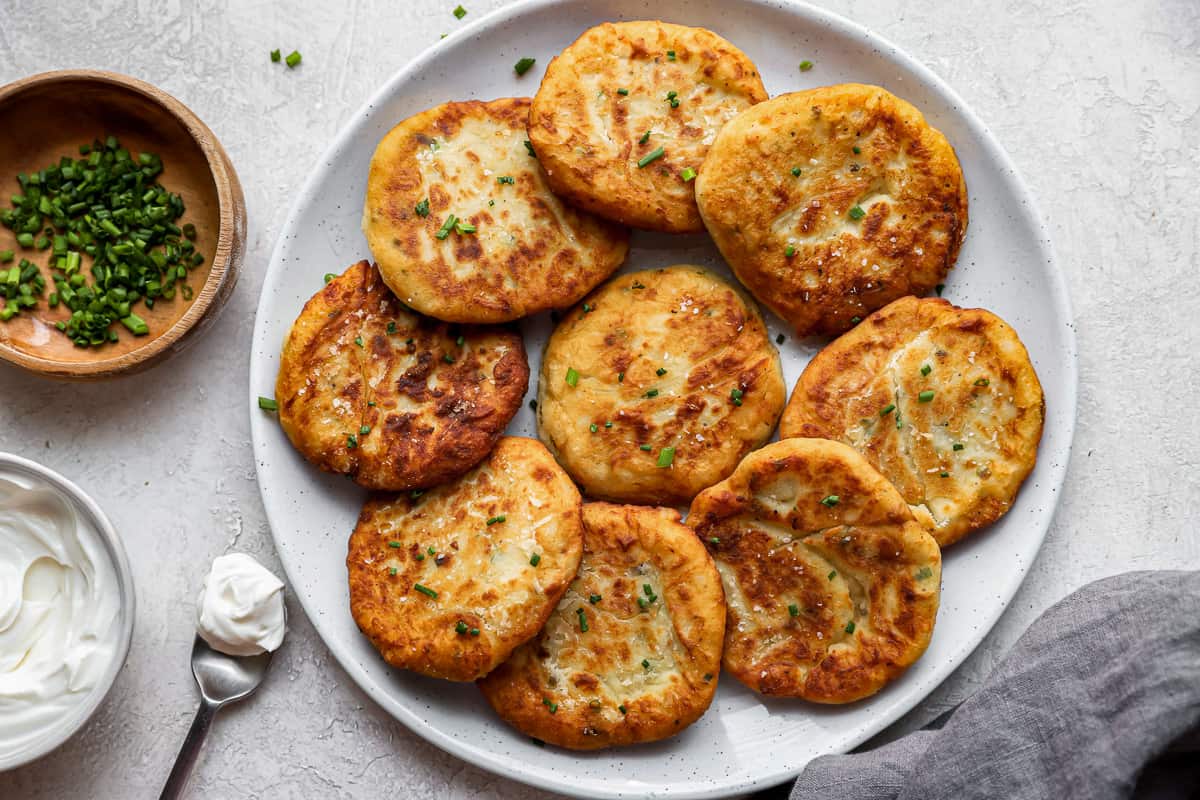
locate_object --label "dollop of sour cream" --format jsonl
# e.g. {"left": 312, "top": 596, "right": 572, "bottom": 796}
{"left": 196, "top": 554, "right": 286, "bottom": 657}
{"left": 0, "top": 474, "right": 121, "bottom": 758}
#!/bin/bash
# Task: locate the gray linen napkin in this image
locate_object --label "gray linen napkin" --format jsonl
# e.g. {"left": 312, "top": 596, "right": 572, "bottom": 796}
{"left": 759, "top": 570, "right": 1200, "bottom": 800}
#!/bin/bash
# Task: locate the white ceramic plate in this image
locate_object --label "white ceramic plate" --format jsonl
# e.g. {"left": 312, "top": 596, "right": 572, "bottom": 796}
{"left": 249, "top": 1, "right": 1077, "bottom": 796}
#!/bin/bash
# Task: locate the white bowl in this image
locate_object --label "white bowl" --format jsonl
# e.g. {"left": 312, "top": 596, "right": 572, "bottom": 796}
{"left": 0, "top": 452, "right": 136, "bottom": 772}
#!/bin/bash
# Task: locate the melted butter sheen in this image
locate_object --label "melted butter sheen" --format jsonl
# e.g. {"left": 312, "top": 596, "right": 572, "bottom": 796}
{"left": 0, "top": 476, "right": 121, "bottom": 757}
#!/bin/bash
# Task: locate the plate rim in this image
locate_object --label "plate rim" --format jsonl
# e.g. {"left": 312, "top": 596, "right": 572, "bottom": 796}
{"left": 248, "top": 0, "right": 1079, "bottom": 796}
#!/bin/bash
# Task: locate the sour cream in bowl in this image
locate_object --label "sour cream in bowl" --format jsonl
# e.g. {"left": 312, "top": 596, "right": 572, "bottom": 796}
{"left": 0, "top": 454, "right": 135, "bottom": 771}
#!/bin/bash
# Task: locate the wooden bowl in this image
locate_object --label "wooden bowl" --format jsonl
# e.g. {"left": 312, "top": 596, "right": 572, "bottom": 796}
{"left": 0, "top": 70, "right": 245, "bottom": 379}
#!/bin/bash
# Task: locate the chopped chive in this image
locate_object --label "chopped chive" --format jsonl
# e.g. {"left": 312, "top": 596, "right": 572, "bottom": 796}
{"left": 921, "top": 363, "right": 932, "bottom": 376}
{"left": 523, "top": 140, "right": 536, "bottom": 158}
{"left": 514, "top": 57, "right": 536, "bottom": 75}
{"left": 576, "top": 608, "right": 589, "bottom": 632}
{"left": 916, "top": 566, "right": 934, "bottom": 580}
{"left": 940, "top": 471, "right": 950, "bottom": 478}
{"left": 455, "top": 220, "right": 476, "bottom": 234}
{"left": 639, "top": 130, "right": 651, "bottom": 145}
{"left": 389, "top": 567, "right": 398, "bottom": 576}
{"left": 496, "top": 175, "right": 515, "bottom": 185}
{"left": 387, "top": 321, "right": 397, "bottom": 334}
{"left": 456, "top": 335, "right": 465, "bottom": 346}
{"left": 442, "top": 353, "right": 455, "bottom": 364}
{"left": 414, "top": 583, "right": 438, "bottom": 599}
{"left": 785, "top": 245, "right": 796, "bottom": 257}
{"left": 919, "top": 390, "right": 935, "bottom": 402}
{"left": 565, "top": 367, "right": 579, "bottom": 387}
{"left": 730, "top": 388, "right": 744, "bottom": 406}
{"left": 848, "top": 205, "right": 866, "bottom": 220}
{"left": 347, "top": 434, "right": 358, "bottom": 449}
{"left": 415, "top": 198, "right": 430, "bottom": 217}
{"left": 285, "top": 50, "right": 302, "bottom": 68}
{"left": 643, "top": 584, "right": 654, "bottom": 596}
{"left": 618, "top": 704, "right": 627, "bottom": 714}
{"left": 486, "top": 515, "right": 506, "bottom": 525}
{"left": 547, "top": 702, "right": 558, "bottom": 714}
{"left": 953, "top": 443, "right": 965, "bottom": 451}
{"left": 257, "top": 396, "right": 279, "bottom": 411}
{"left": 799, "top": 60, "right": 814, "bottom": 71}
{"left": 589, "top": 594, "right": 602, "bottom": 604}
{"left": 879, "top": 403, "right": 896, "bottom": 416}
{"left": 415, "top": 552, "right": 425, "bottom": 561}
{"left": 788, "top": 603, "right": 800, "bottom": 617}
{"left": 589, "top": 423, "right": 598, "bottom": 433}
{"left": 120, "top": 314, "right": 149, "bottom": 336}
{"left": 845, "top": 620, "right": 856, "bottom": 634}
{"left": 359, "top": 425, "right": 371, "bottom": 435}
{"left": 617, "top": 88, "right": 629, "bottom": 95}
{"left": 388, "top": 541, "right": 402, "bottom": 548}
{"left": 637, "top": 146, "right": 665, "bottom": 168}
{"left": 456, "top": 620, "right": 468, "bottom": 634}
{"left": 644, "top": 389, "right": 659, "bottom": 398}
{"left": 453, "top": 4, "right": 467, "bottom": 19}
{"left": 530, "top": 553, "right": 541, "bottom": 567}
{"left": 270, "top": 49, "right": 281, "bottom": 63}
{"left": 617, "top": 371, "right": 625, "bottom": 382}
{"left": 410, "top": 490, "right": 424, "bottom": 500}
{"left": 680, "top": 167, "right": 697, "bottom": 182}
{"left": 853, "top": 145, "right": 862, "bottom": 154}
{"left": 667, "top": 50, "right": 676, "bottom": 60}
{"left": 820, "top": 495, "right": 840, "bottom": 507}
{"left": 642, "top": 659, "right": 651, "bottom": 669}
{"left": 582, "top": 302, "right": 593, "bottom": 313}
{"left": 975, "top": 378, "right": 990, "bottom": 387}
{"left": 428, "top": 547, "right": 436, "bottom": 555}
{"left": 936, "top": 284, "right": 945, "bottom": 296}
{"left": 354, "top": 335, "right": 363, "bottom": 347}
{"left": 656, "top": 447, "right": 675, "bottom": 468}
{"left": 0, "top": 250, "right": 12, "bottom": 263}
{"left": 828, "top": 570, "right": 837, "bottom": 580}
{"left": 791, "top": 166, "right": 802, "bottom": 176}
{"left": 639, "top": 444, "right": 652, "bottom": 451}
{"left": 604, "top": 421, "right": 613, "bottom": 428}
{"left": 851, "top": 316, "right": 862, "bottom": 324}
{"left": 435, "top": 214, "right": 457, "bottom": 239}
{"left": 323, "top": 273, "right": 336, "bottom": 284}
{"left": 656, "top": 367, "right": 667, "bottom": 376}
{"left": 470, "top": 627, "right": 480, "bottom": 636}
{"left": 708, "top": 537, "right": 720, "bottom": 545}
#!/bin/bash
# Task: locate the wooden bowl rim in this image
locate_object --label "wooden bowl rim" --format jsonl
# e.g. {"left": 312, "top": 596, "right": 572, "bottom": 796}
{"left": 0, "top": 69, "right": 243, "bottom": 379}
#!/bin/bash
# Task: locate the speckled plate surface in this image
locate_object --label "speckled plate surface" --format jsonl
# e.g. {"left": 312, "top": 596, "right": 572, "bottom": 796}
{"left": 248, "top": 1, "right": 1077, "bottom": 796}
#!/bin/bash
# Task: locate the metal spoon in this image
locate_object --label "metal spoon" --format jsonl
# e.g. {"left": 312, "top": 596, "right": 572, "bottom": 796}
{"left": 158, "top": 636, "right": 273, "bottom": 799}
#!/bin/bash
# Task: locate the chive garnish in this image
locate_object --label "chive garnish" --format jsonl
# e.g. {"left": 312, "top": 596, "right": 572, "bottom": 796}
{"left": 643, "top": 584, "right": 654, "bottom": 596}
{"left": 656, "top": 367, "right": 667, "bottom": 376}
{"left": 730, "top": 388, "right": 744, "bottom": 406}
{"left": 523, "top": 140, "right": 536, "bottom": 158}
{"left": 442, "top": 353, "right": 455, "bottom": 364}
{"left": 389, "top": 567, "right": 398, "bottom": 576}
{"left": 470, "top": 627, "right": 480, "bottom": 636}
{"left": 788, "top": 604, "right": 800, "bottom": 617}
{"left": 359, "top": 425, "right": 371, "bottom": 436}
{"left": 257, "top": 397, "right": 278, "bottom": 411}
{"left": 354, "top": 335, "right": 363, "bottom": 347}
{"left": 785, "top": 245, "right": 796, "bottom": 257}
{"left": 641, "top": 659, "right": 650, "bottom": 669}
{"left": 680, "top": 167, "right": 697, "bottom": 182}
{"left": 617, "top": 371, "right": 625, "bottom": 382}
{"left": 576, "top": 608, "right": 589, "bottom": 632}
{"left": 639, "top": 444, "right": 652, "bottom": 451}
{"left": 589, "top": 423, "right": 598, "bottom": 433}
{"left": 845, "top": 620, "right": 856, "bottom": 634}
{"left": 496, "top": 175, "right": 515, "bottom": 185}
{"left": 387, "top": 321, "right": 397, "bottom": 334}
{"left": 953, "top": 443, "right": 965, "bottom": 451}
{"left": 919, "top": 390, "right": 935, "bottom": 402}
{"left": 936, "top": 284, "right": 945, "bottom": 296}
{"left": 455, "top": 220, "right": 476, "bottom": 235}
{"left": 667, "top": 50, "right": 676, "bottom": 60}
{"left": 940, "top": 471, "right": 950, "bottom": 477}
{"left": 415, "top": 198, "right": 430, "bottom": 217}
{"left": 799, "top": 60, "right": 814, "bottom": 71}
{"left": 853, "top": 146, "right": 862, "bottom": 154}
{"left": 513, "top": 57, "right": 536, "bottom": 76}
{"left": 617, "top": 88, "right": 629, "bottom": 95}
{"left": 486, "top": 515, "right": 506, "bottom": 525}
{"left": 387, "top": 540, "right": 401, "bottom": 549}
{"left": 530, "top": 553, "right": 541, "bottom": 567}
{"left": 435, "top": 214, "right": 457, "bottom": 240}
{"left": 637, "top": 146, "right": 665, "bottom": 168}
{"left": 639, "top": 131, "right": 651, "bottom": 144}
{"left": 975, "top": 377, "right": 990, "bottom": 387}
{"left": 455, "top": 620, "right": 468, "bottom": 634}
{"left": 828, "top": 570, "right": 837, "bottom": 580}
{"left": 347, "top": 434, "right": 358, "bottom": 449}
{"left": 879, "top": 403, "right": 896, "bottom": 415}
{"left": 452, "top": 4, "right": 467, "bottom": 19}
{"left": 285, "top": 51, "right": 301, "bottom": 68}
{"left": 916, "top": 566, "right": 933, "bottom": 580}
{"left": 604, "top": 421, "right": 613, "bottom": 428}
{"left": 618, "top": 704, "right": 627, "bottom": 714}
{"left": 414, "top": 583, "right": 438, "bottom": 598}
{"left": 589, "top": 594, "right": 602, "bottom": 604}
{"left": 656, "top": 447, "right": 675, "bottom": 468}
{"left": 921, "top": 363, "right": 932, "bottom": 375}
{"left": 848, "top": 205, "right": 866, "bottom": 220}
{"left": 644, "top": 389, "right": 659, "bottom": 398}
{"left": 791, "top": 166, "right": 801, "bottom": 176}
{"left": 270, "top": 49, "right": 281, "bottom": 63}
{"left": 565, "top": 367, "right": 579, "bottom": 387}
{"left": 708, "top": 537, "right": 720, "bottom": 545}
{"left": 820, "top": 495, "right": 840, "bottom": 507}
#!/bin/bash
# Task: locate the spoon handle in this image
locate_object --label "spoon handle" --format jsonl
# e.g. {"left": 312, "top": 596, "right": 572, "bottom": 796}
{"left": 159, "top": 699, "right": 219, "bottom": 800}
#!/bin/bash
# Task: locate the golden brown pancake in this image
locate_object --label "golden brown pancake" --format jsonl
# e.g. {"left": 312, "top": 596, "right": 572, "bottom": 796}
{"left": 347, "top": 437, "right": 583, "bottom": 681}
{"left": 696, "top": 84, "right": 968, "bottom": 336}
{"left": 779, "top": 295, "right": 1045, "bottom": 547}
{"left": 363, "top": 98, "right": 629, "bottom": 323}
{"left": 478, "top": 502, "right": 724, "bottom": 748}
{"left": 688, "top": 438, "right": 941, "bottom": 702}
{"left": 276, "top": 260, "right": 528, "bottom": 490}
{"left": 529, "top": 21, "right": 767, "bottom": 232}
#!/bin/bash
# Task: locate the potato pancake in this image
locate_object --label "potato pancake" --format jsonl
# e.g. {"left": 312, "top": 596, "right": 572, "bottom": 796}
{"left": 363, "top": 98, "right": 629, "bottom": 323}
{"left": 478, "top": 502, "right": 724, "bottom": 749}
{"left": 529, "top": 21, "right": 767, "bottom": 233}
{"left": 689, "top": 438, "right": 941, "bottom": 702}
{"left": 779, "top": 295, "right": 1044, "bottom": 547}
{"left": 275, "top": 261, "right": 528, "bottom": 491}
{"left": 696, "top": 84, "right": 968, "bottom": 336}
{"left": 537, "top": 266, "right": 785, "bottom": 506}
{"left": 347, "top": 437, "right": 583, "bottom": 681}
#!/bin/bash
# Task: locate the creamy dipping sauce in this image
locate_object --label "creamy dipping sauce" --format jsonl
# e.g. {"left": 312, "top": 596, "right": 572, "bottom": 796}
{"left": 0, "top": 473, "right": 121, "bottom": 758}
{"left": 196, "top": 553, "right": 286, "bottom": 657}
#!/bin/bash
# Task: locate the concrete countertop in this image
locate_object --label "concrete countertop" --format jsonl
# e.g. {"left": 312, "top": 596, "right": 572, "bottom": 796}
{"left": 2, "top": 0, "right": 1197, "bottom": 797}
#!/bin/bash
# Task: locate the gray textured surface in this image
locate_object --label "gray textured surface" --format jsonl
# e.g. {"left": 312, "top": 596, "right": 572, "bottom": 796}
{"left": 0, "top": 1, "right": 1197, "bottom": 798}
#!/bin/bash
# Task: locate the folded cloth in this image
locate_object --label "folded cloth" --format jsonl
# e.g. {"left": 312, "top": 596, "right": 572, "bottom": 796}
{"left": 775, "top": 570, "right": 1200, "bottom": 800}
